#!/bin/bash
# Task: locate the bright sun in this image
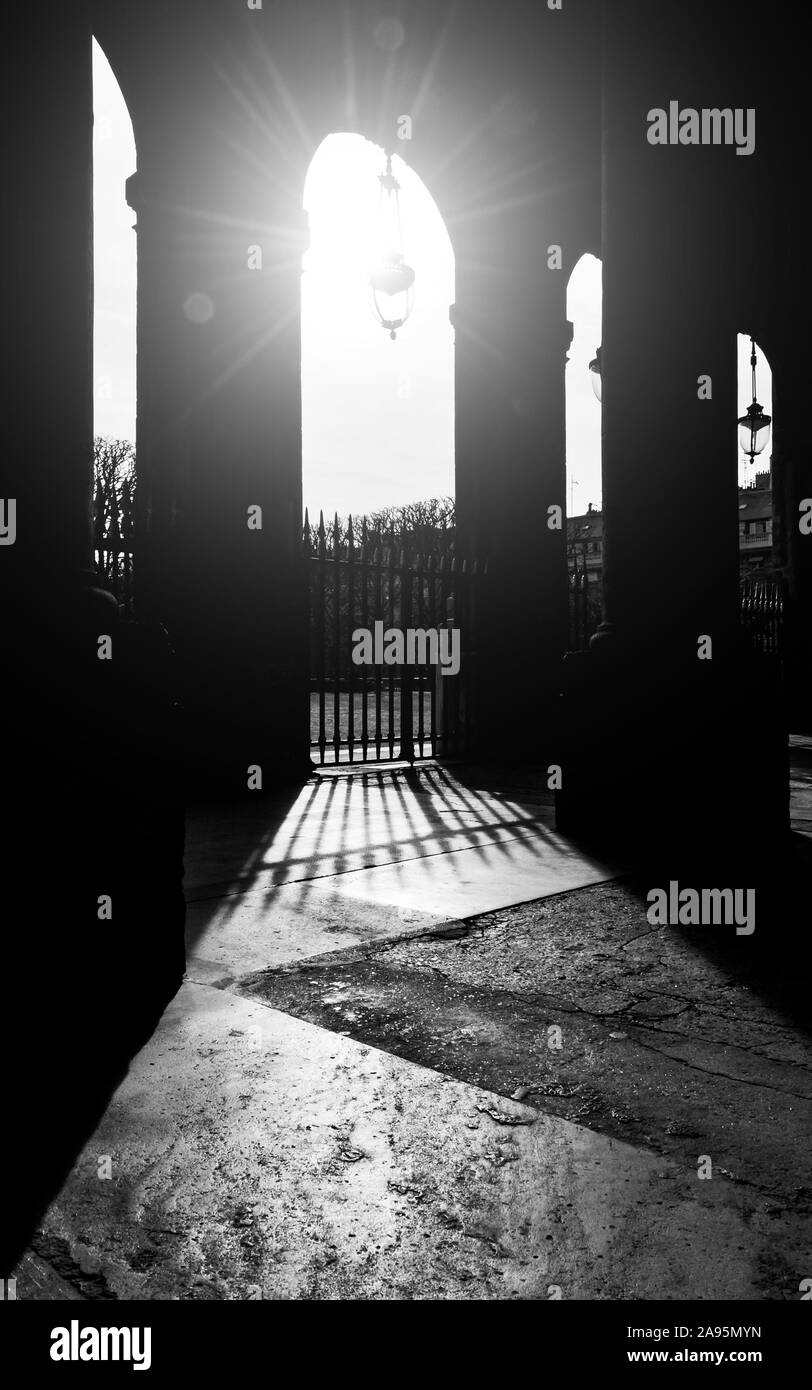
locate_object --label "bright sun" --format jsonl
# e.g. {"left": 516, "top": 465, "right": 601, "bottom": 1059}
{"left": 301, "top": 133, "right": 455, "bottom": 521}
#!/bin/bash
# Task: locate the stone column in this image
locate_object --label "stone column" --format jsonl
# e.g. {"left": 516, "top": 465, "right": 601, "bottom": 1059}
{"left": 1, "top": 2, "right": 95, "bottom": 601}
{"left": 556, "top": 0, "right": 789, "bottom": 858}
{"left": 128, "top": 142, "right": 310, "bottom": 789}
{"left": 772, "top": 345, "right": 811, "bottom": 727}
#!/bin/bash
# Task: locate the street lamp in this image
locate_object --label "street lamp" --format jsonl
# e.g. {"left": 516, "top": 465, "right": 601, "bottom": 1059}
{"left": 738, "top": 337, "right": 771, "bottom": 467}
{"left": 369, "top": 152, "right": 415, "bottom": 340}
{"left": 588, "top": 345, "right": 602, "bottom": 402}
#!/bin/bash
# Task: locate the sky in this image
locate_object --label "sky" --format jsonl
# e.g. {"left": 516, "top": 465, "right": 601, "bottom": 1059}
{"left": 736, "top": 333, "right": 773, "bottom": 486}
{"left": 301, "top": 132, "right": 454, "bottom": 520}
{"left": 93, "top": 40, "right": 137, "bottom": 443}
{"left": 93, "top": 44, "right": 770, "bottom": 518}
{"left": 566, "top": 253, "right": 603, "bottom": 513}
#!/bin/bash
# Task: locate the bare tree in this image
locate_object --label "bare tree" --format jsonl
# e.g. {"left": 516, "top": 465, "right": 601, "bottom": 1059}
{"left": 93, "top": 436, "right": 135, "bottom": 540}
{"left": 93, "top": 437, "right": 136, "bottom": 597}
{"left": 305, "top": 496, "right": 455, "bottom": 557}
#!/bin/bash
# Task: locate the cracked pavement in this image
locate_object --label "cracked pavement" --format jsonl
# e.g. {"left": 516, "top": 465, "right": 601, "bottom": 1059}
{"left": 241, "top": 880, "right": 812, "bottom": 1210}
{"left": 12, "top": 760, "right": 812, "bottom": 1300}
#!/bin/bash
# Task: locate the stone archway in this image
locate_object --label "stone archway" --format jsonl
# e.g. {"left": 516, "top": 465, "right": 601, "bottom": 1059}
{"left": 80, "top": 0, "right": 602, "bottom": 778}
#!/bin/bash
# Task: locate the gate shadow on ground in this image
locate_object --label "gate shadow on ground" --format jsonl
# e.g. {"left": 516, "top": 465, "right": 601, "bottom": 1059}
{"left": 182, "top": 761, "right": 571, "bottom": 960}
{"left": 188, "top": 758, "right": 812, "bottom": 1052}
{"left": 428, "top": 766, "right": 812, "bottom": 1049}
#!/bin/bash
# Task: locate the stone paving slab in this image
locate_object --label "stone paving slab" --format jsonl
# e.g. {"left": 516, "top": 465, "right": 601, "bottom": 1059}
{"left": 15, "top": 982, "right": 770, "bottom": 1301}
{"left": 186, "top": 765, "right": 619, "bottom": 979}
{"left": 187, "top": 835, "right": 618, "bottom": 980}
{"left": 184, "top": 767, "right": 559, "bottom": 898}
{"left": 246, "top": 880, "right": 812, "bottom": 1226}
{"left": 186, "top": 884, "right": 449, "bottom": 985}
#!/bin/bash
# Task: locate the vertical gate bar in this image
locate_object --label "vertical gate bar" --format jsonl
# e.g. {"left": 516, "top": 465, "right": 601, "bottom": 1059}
{"left": 399, "top": 542, "right": 415, "bottom": 765}
{"left": 448, "top": 553, "right": 457, "bottom": 754}
{"left": 471, "top": 554, "right": 481, "bottom": 759}
{"left": 304, "top": 511, "right": 311, "bottom": 761}
{"left": 462, "top": 556, "right": 470, "bottom": 758}
{"left": 360, "top": 519, "right": 369, "bottom": 762}
{"left": 471, "top": 553, "right": 483, "bottom": 758}
{"left": 333, "top": 513, "right": 341, "bottom": 765}
{"left": 464, "top": 550, "right": 469, "bottom": 761}
{"left": 467, "top": 556, "right": 477, "bottom": 759}
{"left": 374, "top": 540, "right": 383, "bottom": 761}
{"left": 303, "top": 508, "right": 311, "bottom": 763}
{"left": 388, "top": 532, "right": 396, "bottom": 761}
{"left": 347, "top": 516, "right": 356, "bottom": 764}
{"left": 427, "top": 553, "right": 437, "bottom": 758}
{"left": 438, "top": 552, "right": 447, "bottom": 756}
{"left": 416, "top": 545, "right": 425, "bottom": 758}
{"left": 317, "top": 511, "right": 327, "bottom": 765}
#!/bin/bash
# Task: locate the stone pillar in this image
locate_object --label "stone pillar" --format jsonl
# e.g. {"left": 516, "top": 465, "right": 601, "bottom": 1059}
{"left": 599, "top": 60, "right": 740, "bottom": 654}
{"left": 1, "top": 2, "right": 95, "bottom": 600}
{"left": 772, "top": 346, "right": 812, "bottom": 728}
{"left": 556, "top": 0, "right": 789, "bottom": 860}
{"left": 2, "top": 9, "right": 185, "bottom": 1269}
{"left": 451, "top": 104, "right": 595, "bottom": 764}
{"left": 128, "top": 146, "right": 310, "bottom": 790}
{"left": 454, "top": 252, "right": 570, "bottom": 762}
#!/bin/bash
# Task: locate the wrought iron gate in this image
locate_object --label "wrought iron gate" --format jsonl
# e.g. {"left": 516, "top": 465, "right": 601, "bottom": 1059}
{"left": 305, "top": 512, "right": 482, "bottom": 766}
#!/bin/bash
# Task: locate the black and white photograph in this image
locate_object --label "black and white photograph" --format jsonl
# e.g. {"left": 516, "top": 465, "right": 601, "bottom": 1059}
{"left": 1, "top": 0, "right": 809, "bottom": 1365}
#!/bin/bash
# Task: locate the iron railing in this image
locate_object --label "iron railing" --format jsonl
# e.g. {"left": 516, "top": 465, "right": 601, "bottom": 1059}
{"left": 568, "top": 562, "right": 786, "bottom": 664}
{"left": 305, "top": 512, "right": 483, "bottom": 766}
{"left": 740, "top": 576, "right": 784, "bottom": 661}
{"left": 568, "top": 550, "right": 601, "bottom": 651}
{"left": 93, "top": 475, "right": 135, "bottom": 615}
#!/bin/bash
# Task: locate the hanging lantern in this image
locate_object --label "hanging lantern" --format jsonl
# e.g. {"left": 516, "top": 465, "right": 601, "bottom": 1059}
{"left": 369, "top": 153, "right": 415, "bottom": 340}
{"left": 737, "top": 337, "right": 771, "bottom": 464}
{"left": 588, "top": 345, "right": 602, "bottom": 402}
